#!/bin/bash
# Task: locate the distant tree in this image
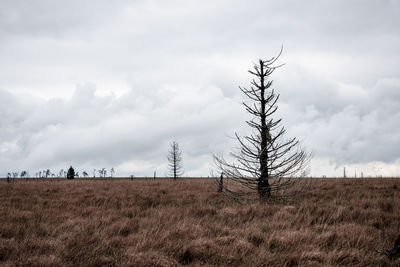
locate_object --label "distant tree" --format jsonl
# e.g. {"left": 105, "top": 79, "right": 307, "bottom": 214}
{"left": 110, "top": 168, "right": 115, "bottom": 178}
{"left": 7, "top": 173, "right": 11, "bottom": 183}
{"left": 93, "top": 169, "right": 96, "bottom": 178}
{"left": 45, "top": 169, "right": 51, "bottom": 178}
{"left": 12, "top": 172, "right": 19, "bottom": 178}
{"left": 59, "top": 169, "right": 64, "bottom": 178}
{"left": 97, "top": 168, "right": 107, "bottom": 178}
{"left": 67, "top": 166, "right": 75, "bottom": 179}
{"left": 20, "top": 171, "right": 27, "bottom": 178}
{"left": 214, "top": 50, "right": 310, "bottom": 201}
{"left": 167, "top": 141, "right": 184, "bottom": 179}
{"left": 82, "top": 171, "right": 88, "bottom": 178}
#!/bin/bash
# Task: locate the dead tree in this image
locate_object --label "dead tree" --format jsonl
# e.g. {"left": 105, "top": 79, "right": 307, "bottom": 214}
{"left": 214, "top": 48, "right": 310, "bottom": 201}
{"left": 167, "top": 141, "right": 184, "bottom": 179}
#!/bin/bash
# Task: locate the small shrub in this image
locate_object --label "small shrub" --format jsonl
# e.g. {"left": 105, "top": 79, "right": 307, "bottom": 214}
{"left": 247, "top": 234, "right": 264, "bottom": 247}
{"left": 267, "top": 239, "right": 283, "bottom": 252}
{"left": 378, "top": 201, "right": 393, "bottom": 213}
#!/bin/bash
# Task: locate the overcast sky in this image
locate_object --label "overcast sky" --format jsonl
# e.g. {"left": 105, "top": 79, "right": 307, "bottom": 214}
{"left": 1, "top": 0, "right": 399, "bottom": 177}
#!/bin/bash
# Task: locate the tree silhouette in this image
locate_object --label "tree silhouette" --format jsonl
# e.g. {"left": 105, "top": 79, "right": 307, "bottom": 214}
{"left": 214, "top": 49, "right": 310, "bottom": 201}
{"left": 167, "top": 141, "right": 184, "bottom": 179}
{"left": 82, "top": 171, "right": 88, "bottom": 178}
{"left": 20, "top": 171, "right": 27, "bottom": 178}
{"left": 67, "top": 166, "right": 75, "bottom": 179}
{"left": 97, "top": 168, "right": 106, "bottom": 178}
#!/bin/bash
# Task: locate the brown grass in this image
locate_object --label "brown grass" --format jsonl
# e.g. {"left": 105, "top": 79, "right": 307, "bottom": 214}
{"left": 0, "top": 178, "right": 399, "bottom": 266}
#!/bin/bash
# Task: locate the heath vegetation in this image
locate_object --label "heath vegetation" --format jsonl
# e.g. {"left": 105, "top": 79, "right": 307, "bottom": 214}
{"left": 0, "top": 178, "right": 399, "bottom": 266}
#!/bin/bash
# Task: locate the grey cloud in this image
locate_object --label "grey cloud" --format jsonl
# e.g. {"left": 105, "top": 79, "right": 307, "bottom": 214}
{"left": 0, "top": 0, "right": 124, "bottom": 37}
{"left": 0, "top": 84, "right": 245, "bottom": 176}
{"left": 0, "top": 0, "right": 399, "bottom": 176}
{"left": 274, "top": 72, "right": 400, "bottom": 165}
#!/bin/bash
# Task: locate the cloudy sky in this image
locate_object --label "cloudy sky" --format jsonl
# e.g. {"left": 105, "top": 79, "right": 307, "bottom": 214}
{"left": 1, "top": 0, "right": 399, "bottom": 177}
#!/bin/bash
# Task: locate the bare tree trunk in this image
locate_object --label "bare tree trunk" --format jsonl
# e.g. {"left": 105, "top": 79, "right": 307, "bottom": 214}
{"left": 259, "top": 60, "right": 271, "bottom": 200}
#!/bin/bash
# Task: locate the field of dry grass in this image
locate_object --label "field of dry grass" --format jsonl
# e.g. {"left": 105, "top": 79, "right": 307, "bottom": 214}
{"left": 0, "top": 178, "right": 399, "bottom": 266}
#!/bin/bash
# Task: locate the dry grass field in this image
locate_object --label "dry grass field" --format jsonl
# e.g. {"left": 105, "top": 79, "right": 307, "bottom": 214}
{"left": 0, "top": 178, "right": 399, "bottom": 266}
